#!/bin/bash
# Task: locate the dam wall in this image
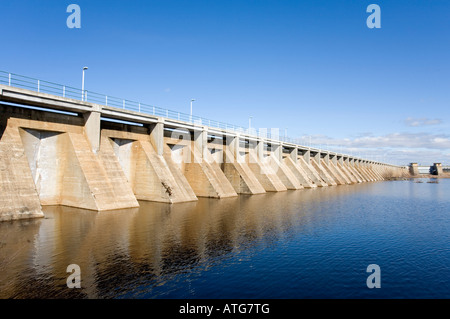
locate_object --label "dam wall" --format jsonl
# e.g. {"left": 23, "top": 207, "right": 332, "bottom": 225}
{"left": 0, "top": 84, "right": 410, "bottom": 221}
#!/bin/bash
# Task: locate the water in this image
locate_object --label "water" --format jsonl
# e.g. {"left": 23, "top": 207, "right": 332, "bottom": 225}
{"left": 1, "top": 179, "right": 449, "bottom": 299}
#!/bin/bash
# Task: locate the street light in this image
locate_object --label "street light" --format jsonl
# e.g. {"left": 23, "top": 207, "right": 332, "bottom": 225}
{"left": 82, "top": 67, "right": 88, "bottom": 101}
{"left": 249, "top": 116, "right": 252, "bottom": 133}
{"left": 190, "top": 99, "right": 195, "bottom": 122}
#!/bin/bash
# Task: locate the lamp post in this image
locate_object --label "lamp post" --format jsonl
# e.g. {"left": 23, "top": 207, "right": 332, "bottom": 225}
{"left": 190, "top": 99, "right": 195, "bottom": 122}
{"left": 249, "top": 116, "right": 252, "bottom": 134}
{"left": 81, "top": 66, "right": 88, "bottom": 101}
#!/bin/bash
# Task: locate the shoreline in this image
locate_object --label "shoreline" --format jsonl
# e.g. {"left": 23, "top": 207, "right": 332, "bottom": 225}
{"left": 387, "top": 174, "right": 450, "bottom": 181}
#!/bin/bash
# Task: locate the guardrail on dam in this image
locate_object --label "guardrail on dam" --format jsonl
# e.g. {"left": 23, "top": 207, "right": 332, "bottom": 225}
{"left": 0, "top": 78, "right": 410, "bottom": 221}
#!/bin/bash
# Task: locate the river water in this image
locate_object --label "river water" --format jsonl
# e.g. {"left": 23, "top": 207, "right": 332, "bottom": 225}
{"left": 1, "top": 179, "right": 449, "bottom": 299}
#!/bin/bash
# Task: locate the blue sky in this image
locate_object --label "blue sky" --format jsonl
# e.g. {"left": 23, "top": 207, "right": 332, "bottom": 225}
{"left": 1, "top": 0, "right": 449, "bottom": 165}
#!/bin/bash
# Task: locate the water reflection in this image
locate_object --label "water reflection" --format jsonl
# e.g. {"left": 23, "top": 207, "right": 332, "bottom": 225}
{"left": 0, "top": 183, "right": 399, "bottom": 298}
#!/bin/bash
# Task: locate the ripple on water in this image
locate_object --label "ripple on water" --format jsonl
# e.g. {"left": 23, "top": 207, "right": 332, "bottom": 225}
{"left": 0, "top": 180, "right": 449, "bottom": 298}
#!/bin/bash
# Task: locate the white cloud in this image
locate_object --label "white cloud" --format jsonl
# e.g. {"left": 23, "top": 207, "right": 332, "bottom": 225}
{"left": 404, "top": 117, "right": 443, "bottom": 127}
{"left": 304, "top": 132, "right": 450, "bottom": 150}
{"left": 295, "top": 132, "right": 450, "bottom": 165}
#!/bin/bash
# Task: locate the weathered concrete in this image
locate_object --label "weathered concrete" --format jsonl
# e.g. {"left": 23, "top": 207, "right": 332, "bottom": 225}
{"left": 267, "top": 155, "right": 303, "bottom": 190}
{"left": 366, "top": 163, "right": 383, "bottom": 181}
{"left": 371, "top": 165, "right": 382, "bottom": 179}
{"left": 432, "top": 163, "right": 443, "bottom": 176}
{"left": 83, "top": 106, "right": 101, "bottom": 153}
{"left": 321, "top": 155, "right": 347, "bottom": 185}
{"left": 370, "top": 165, "right": 382, "bottom": 180}
{"left": 357, "top": 164, "right": 371, "bottom": 181}
{"left": 0, "top": 124, "right": 43, "bottom": 221}
{"left": 221, "top": 134, "right": 266, "bottom": 195}
{"left": 222, "top": 162, "right": 266, "bottom": 194}
{"left": 310, "top": 156, "right": 337, "bottom": 186}
{"left": 409, "top": 163, "right": 419, "bottom": 176}
{"left": 283, "top": 156, "right": 317, "bottom": 188}
{"left": 247, "top": 149, "right": 287, "bottom": 192}
{"left": 149, "top": 120, "right": 164, "bottom": 156}
{"left": 356, "top": 162, "right": 373, "bottom": 182}
{"left": 284, "top": 146, "right": 317, "bottom": 189}
{"left": 366, "top": 164, "right": 383, "bottom": 180}
{"left": 329, "top": 155, "right": 352, "bottom": 184}
{"left": 348, "top": 160, "right": 366, "bottom": 182}
{"left": 163, "top": 143, "right": 199, "bottom": 201}
{"left": 330, "top": 161, "right": 352, "bottom": 184}
{"left": 297, "top": 156, "right": 328, "bottom": 187}
{"left": 343, "top": 160, "right": 363, "bottom": 183}
{"left": 321, "top": 160, "right": 345, "bottom": 185}
{"left": 376, "top": 165, "right": 388, "bottom": 180}
{"left": 337, "top": 161, "right": 358, "bottom": 183}
{"left": 358, "top": 163, "right": 375, "bottom": 181}
{"left": 184, "top": 144, "right": 238, "bottom": 198}
{"left": 103, "top": 129, "right": 197, "bottom": 203}
{"left": 164, "top": 127, "right": 238, "bottom": 198}
{"left": 363, "top": 162, "right": 379, "bottom": 181}
{"left": 2, "top": 117, "right": 139, "bottom": 214}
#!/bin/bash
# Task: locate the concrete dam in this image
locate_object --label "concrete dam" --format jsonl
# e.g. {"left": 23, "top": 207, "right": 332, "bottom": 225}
{"left": 0, "top": 80, "right": 410, "bottom": 222}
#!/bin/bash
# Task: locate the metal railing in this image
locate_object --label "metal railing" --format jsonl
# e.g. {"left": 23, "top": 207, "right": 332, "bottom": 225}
{"left": 0, "top": 71, "right": 314, "bottom": 142}
{"left": 0, "top": 70, "right": 389, "bottom": 163}
{"left": 0, "top": 70, "right": 253, "bottom": 133}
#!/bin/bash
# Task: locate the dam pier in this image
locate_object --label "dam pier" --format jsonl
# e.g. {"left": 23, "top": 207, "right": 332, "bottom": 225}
{"left": 0, "top": 75, "right": 409, "bottom": 222}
